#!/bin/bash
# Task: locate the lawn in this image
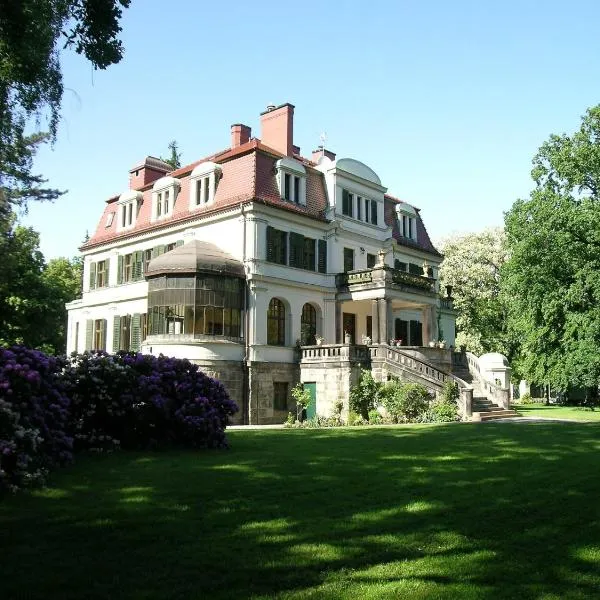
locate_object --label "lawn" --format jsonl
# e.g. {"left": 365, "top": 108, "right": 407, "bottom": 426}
{"left": 516, "top": 404, "right": 600, "bottom": 421}
{"left": 2, "top": 424, "right": 600, "bottom": 600}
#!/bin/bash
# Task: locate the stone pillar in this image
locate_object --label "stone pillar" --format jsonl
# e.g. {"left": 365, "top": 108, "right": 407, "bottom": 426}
{"left": 421, "top": 306, "right": 430, "bottom": 346}
{"left": 335, "top": 301, "right": 343, "bottom": 344}
{"left": 430, "top": 305, "right": 438, "bottom": 344}
{"left": 371, "top": 299, "right": 379, "bottom": 344}
{"left": 378, "top": 298, "right": 388, "bottom": 344}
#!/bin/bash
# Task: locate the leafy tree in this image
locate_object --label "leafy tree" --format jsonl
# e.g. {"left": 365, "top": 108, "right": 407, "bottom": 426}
{"left": 438, "top": 228, "right": 509, "bottom": 356}
{"left": 0, "top": 0, "right": 130, "bottom": 213}
{"left": 42, "top": 256, "right": 83, "bottom": 352}
{"left": 161, "top": 140, "right": 182, "bottom": 170}
{"left": 503, "top": 105, "right": 600, "bottom": 394}
{"left": 0, "top": 213, "right": 81, "bottom": 353}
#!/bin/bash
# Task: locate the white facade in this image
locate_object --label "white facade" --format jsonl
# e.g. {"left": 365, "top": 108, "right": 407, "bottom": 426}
{"left": 68, "top": 106, "right": 456, "bottom": 423}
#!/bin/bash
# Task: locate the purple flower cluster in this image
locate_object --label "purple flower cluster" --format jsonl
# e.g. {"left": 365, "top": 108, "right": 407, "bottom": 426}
{"left": 1, "top": 347, "right": 238, "bottom": 494}
{"left": 0, "top": 347, "right": 73, "bottom": 494}
{"left": 65, "top": 352, "right": 237, "bottom": 451}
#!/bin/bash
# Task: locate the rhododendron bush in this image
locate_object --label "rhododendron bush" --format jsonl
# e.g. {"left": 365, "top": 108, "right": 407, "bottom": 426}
{"left": 0, "top": 347, "right": 238, "bottom": 494}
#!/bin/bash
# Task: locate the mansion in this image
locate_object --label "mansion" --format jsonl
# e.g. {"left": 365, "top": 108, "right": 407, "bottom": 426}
{"left": 66, "top": 103, "right": 458, "bottom": 424}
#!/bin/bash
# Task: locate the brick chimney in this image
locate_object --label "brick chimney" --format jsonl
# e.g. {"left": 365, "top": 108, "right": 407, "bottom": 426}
{"left": 260, "top": 103, "right": 294, "bottom": 156}
{"left": 129, "top": 156, "right": 171, "bottom": 189}
{"left": 231, "top": 123, "right": 251, "bottom": 148}
{"left": 311, "top": 146, "right": 336, "bottom": 163}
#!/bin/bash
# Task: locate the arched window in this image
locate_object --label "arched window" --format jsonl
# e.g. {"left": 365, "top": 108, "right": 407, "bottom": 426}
{"left": 267, "top": 298, "right": 286, "bottom": 346}
{"left": 300, "top": 303, "right": 317, "bottom": 345}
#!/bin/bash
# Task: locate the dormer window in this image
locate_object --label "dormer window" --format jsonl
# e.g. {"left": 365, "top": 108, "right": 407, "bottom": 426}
{"left": 116, "top": 191, "right": 142, "bottom": 232}
{"left": 276, "top": 157, "right": 306, "bottom": 205}
{"left": 189, "top": 161, "right": 221, "bottom": 210}
{"left": 396, "top": 202, "right": 417, "bottom": 241}
{"left": 152, "top": 176, "right": 180, "bottom": 222}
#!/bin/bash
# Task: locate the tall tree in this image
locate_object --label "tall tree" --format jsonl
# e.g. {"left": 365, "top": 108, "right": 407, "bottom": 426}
{"left": 0, "top": 0, "right": 130, "bottom": 213}
{"left": 161, "top": 140, "right": 182, "bottom": 170}
{"left": 0, "top": 213, "right": 82, "bottom": 353}
{"left": 438, "top": 228, "right": 509, "bottom": 357}
{"left": 503, "top": 105, "right": 600, "bottom": 393}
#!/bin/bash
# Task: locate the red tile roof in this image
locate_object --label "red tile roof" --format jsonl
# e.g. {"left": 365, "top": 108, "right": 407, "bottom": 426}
{"left": 383, "top": 195, "right": 442, "bottom": 257}
{"left": 82, "top": 143, "right": 438, "bottom": 258}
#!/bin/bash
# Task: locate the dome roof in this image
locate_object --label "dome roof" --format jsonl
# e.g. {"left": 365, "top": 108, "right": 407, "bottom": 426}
{"left": 335, "top": 158, "right": 382, "bottom": 185}
{"left": 145, "top": 240, "right": 245, "bottom": 277}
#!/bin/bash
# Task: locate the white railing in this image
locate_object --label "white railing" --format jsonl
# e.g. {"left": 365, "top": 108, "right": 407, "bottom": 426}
{"left": 301, "top": 344, "right": 370, "bottom": 363}
{"left": 465, "top": 352, "right": 510, "bottom": 409}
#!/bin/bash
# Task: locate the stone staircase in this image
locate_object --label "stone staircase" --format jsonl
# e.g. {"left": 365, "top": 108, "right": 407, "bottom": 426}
{"left": 452, "top": 366, "right": 519, "bottom": 422}
{"left": 471, "top": 397, "right": 519, "bottom": 421}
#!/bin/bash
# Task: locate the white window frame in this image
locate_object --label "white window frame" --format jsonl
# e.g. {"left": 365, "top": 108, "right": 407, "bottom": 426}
{"left": 276, "top": 157, "right": 306, "bottom": 206}
{"left": 151, "top": 176, "right": 180, "bottom": 222}
{"left": 395, "top": 203, "right": 417, "bottom": 241}
{"left": 189, "top": 161, "right": 221, "bottom": 210}
{"left": 115, "top": 191, "right": 142, "bottom": 232}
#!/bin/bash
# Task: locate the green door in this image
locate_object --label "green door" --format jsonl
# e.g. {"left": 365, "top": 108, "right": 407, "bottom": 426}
{"left": 305, "top": 382, "right": 317, "bottom": 420}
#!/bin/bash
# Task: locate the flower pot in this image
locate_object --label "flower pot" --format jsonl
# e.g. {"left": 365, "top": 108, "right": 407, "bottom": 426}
{"left": 316, "top": 338, "right": 323, "bottom": 346}
{"left": 428, "top": 341, "right": 436, "bottom": 348}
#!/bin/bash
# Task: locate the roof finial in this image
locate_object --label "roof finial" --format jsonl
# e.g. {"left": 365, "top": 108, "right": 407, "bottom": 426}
{"left": 319, "top": 132, "right": 327, "bottom": 157}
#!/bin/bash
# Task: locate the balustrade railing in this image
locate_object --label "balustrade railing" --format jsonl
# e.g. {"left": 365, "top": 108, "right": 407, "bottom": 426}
{"left": 465, "top": 352, "right": 510, "bottom": 409}
{"left": 301, "top": 343, "right": 370, "bottom": 363}
{"left": 336, "top": 266, "right": 435, "bottom": 293}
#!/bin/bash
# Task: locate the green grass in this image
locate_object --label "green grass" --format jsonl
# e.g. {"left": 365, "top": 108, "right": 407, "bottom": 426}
{"left": 2, "top": 424, "right": 600, "bottom": 599}
{"left": 516, "top": 404, "right": 600, "bottom": 421}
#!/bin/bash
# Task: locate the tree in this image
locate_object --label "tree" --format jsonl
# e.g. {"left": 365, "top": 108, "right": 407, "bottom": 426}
{"left": 438, "top": 228, "right": 509, "bottom": 356}
{"left": 0, "top": 0, "right": 130, "bottom": 213}
{"left": 0, "top": 212, "right": 82, "bottom": 354}
{"left": 503, "top": 105, "right": 600, "bottom": 394}
{"left": 42, "top": 256, "right": 83, "bottom": 352}
{"left": 161, "top": 140, "right": 182, "bottom": 170}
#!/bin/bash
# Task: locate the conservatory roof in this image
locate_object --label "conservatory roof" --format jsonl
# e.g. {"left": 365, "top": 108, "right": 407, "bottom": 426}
{"left": 145, "top": 240, "right": 245, "bottom": 277}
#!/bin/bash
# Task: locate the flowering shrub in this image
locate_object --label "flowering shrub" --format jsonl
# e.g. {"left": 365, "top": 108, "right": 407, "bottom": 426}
{"left": 0, "top": 347, "right": 73, "bottom": 494}
{"left": 1, "top": 347, "right": 238, "bottom": 494}
{"left": 65, "top": 352, "right": 238, "bottom": 451}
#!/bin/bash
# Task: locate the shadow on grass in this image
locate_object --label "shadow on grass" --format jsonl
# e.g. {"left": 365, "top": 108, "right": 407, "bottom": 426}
{"left": 1, "top": 423, "right": 600, "bottom": 599}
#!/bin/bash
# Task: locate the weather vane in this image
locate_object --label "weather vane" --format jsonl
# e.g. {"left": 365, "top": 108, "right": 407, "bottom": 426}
{"left": 319, "top": 132, "right": 327, "bottom": 157}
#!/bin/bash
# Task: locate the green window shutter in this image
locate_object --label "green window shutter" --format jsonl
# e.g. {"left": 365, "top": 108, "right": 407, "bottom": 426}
{"left": 133, "top": 251, "right": 143, "bottom": 280}
{"left": 105, "top": 260, "right": 110, "bottom": 286}
{"left": 117, "top": 255, "right": 124, "bottom": 284}
{"left": 89, "top": 262, "right": 96, "bottom": 290}
{"left": 131, "top": 313, "right": 141, "bottom": 351}
{"left": 304, "top": 238, "right": 315, "bottom": 271}
{"left": 101, "top": 319, "right": 107, "bottom": 351}
{"left": 318, "top": 240, "right": 327, "bottom": 273}
{"left": 266, "top": 226, "right": 274, "bottom": 262}
{"left": 112, "top": 315, "right": 121, "bottom": 352}
{"left": 371, "top": 200, "right": 378, "bottom": 225}
{"left": 289, "top": 232, "right": 303, "bottom": 268}
{"left": 151, "top": 245, "right": 166, "bottom": 259}
{"left": 85, "top": 319, "right": 93, "bottom": 351}
{"left": 176, "top": 239, "right": 184, "bottom": 247}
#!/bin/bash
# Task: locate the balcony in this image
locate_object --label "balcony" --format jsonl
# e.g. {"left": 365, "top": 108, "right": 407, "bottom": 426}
{"left": 336, "top": 266, "right": 435, "bottom": 294}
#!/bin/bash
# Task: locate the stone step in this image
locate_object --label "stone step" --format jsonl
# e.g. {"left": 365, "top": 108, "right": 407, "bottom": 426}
{"left": 472, "top": 410, "right": 519, "bottom": 422}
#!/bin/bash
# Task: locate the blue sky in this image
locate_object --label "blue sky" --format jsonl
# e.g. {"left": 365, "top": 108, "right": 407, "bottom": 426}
{"left": 22, "top": 0, "right": 600, "bottom": 258}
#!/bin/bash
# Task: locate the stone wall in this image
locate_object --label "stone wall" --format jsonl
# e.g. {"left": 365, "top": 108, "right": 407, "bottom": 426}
{"left": 300, "top": 361, "right": 363, "bottom": 421}
{"left": 191, "top": 359, "right": 246, "bottom": 425}
{"left": 248, "top": 361, "right": 300, "bottom": 425}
